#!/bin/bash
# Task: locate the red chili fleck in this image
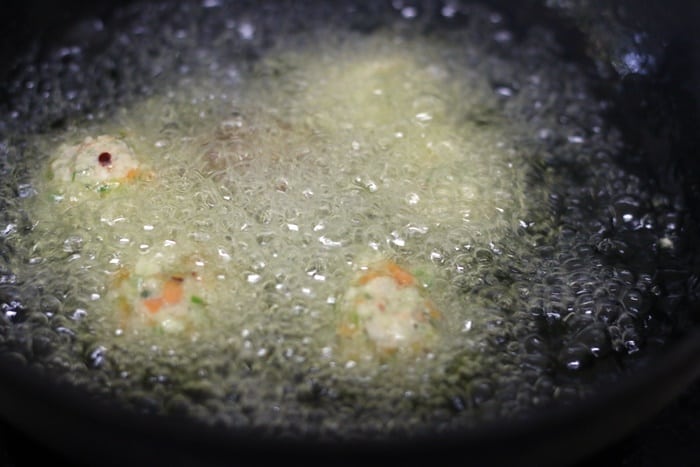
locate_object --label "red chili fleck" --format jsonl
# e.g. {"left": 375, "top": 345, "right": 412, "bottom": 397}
{"left": 98, "top": 152, "right": 112, "bottom": 166}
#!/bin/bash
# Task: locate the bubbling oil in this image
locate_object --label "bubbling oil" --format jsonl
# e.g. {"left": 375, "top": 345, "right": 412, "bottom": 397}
{"left": 0, "top": 0, "right": 687, "bottom": 438}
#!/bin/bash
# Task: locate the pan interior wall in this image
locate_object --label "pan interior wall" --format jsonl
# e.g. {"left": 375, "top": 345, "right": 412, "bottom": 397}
{"left": 0, "top": 0, "right": 696, "bottom": 439}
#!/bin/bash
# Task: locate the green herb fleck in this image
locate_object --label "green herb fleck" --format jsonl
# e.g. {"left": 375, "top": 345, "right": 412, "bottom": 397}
{"left": 190, "top": 295, "right": 206, "bottom": 305}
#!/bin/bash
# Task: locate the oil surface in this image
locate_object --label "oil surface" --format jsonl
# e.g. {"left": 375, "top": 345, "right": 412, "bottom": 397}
{"left": 0, "top": 0, "right": 692, "bottom": 438}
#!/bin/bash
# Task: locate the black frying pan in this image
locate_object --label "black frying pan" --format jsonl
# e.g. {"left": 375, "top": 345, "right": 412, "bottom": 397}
{"left": 1, "top": 1, "right": 699, "bottom": 466}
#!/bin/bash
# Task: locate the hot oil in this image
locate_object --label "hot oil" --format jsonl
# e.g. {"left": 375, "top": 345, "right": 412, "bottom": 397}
{"left": 0, "top": 0, "right": 689, "bottom": 437}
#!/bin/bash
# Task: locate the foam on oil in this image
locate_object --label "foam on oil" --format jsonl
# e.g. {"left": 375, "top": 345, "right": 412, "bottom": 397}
{"left": 0, "top": 0, "right": 687, "bottom": 438}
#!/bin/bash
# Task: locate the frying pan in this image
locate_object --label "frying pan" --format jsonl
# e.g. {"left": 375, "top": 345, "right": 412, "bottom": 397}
{"left": 0, "top": 1, "right": 699, "bottom": 466}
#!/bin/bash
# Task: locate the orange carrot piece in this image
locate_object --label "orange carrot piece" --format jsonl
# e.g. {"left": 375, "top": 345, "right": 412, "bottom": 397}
{"left": 162, "top": 278, "right": 184, "bottom": 304}
{"left": 125, "top": 168, "right": 140, "bottom": 180}
{"left": 357, "top": 269, "right": 384, "bottom": 285}
{"left": 386, "top": 262, "right": 415, "bottom": 287}
{"left": 357, "top": 261, "right": 415, "bottom": 287}
{"left": 143, "top": 297, "right": 164, "bottom": 313}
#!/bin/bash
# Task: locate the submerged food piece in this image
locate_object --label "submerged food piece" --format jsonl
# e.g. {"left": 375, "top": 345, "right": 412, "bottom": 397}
{"left": 198, "top": 112, "right": 315, "bottom": 185}
{"left": 50, "top": 135, "right": 143, "bottom": 189}
{"left": 111, "top": 255, "right": 211, "bottom": 334}
{"left": 337, "top": 260, "right": 441, "bottom": 358}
